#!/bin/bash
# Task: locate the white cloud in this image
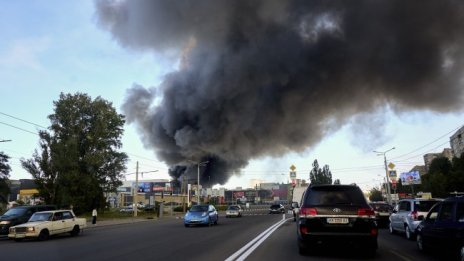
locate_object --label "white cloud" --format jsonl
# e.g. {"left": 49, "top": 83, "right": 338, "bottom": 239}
{"left": 0, "top": 37, "right": 50, "bottom": 70}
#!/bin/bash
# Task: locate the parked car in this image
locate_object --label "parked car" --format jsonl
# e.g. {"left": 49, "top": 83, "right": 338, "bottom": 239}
{"left": 416, "top": 196, "right": 464, "bottom": 261}
{"left": 8, "top": 210, "right": 86, "bottom": 241}
{"left": 389, "top": 198, "right": 442, "bottom": 240}
{"left": 296, "top": 184, "right": 378, "bottom": 257}
{"left": 0, "top": 205, "right": 57, "bottom": 237}
{"left": 184, "top": 204, "right": 218, "bottom": 227}
{"left": 225, "top": 205, "right": 243, "bottom": 218}
{"left": 369, "top": 202, "right": 393, "bottom": 227}
{"left": 119, "top": 206, "right": 134, "bottom": 213}
{"left": 269, "top": 204, "right": 285, "bottom": 214}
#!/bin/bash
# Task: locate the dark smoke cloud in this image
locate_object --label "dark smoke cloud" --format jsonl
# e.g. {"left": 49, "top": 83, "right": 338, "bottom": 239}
{"left": 96, "top": 0, "right": 464, "bottom": 185}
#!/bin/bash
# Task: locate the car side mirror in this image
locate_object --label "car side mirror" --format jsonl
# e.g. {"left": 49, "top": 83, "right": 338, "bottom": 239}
{"left": 392, "top": 209, "right": 397, "bottom": 213}
{"left": 417, "top": 215, "right": 424, "bottom": 221}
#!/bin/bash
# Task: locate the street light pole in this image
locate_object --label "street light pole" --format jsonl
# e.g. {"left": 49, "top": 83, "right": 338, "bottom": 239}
{"left": 374, "top": 147, "right": 395, "bottom": 205}
{"left": 189, "top": 160, "right": 209, "bottom": 205}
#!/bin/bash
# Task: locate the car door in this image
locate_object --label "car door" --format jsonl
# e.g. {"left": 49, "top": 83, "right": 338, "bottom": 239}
{"left": 431, "top": 202, "right": 457, "bottom": 250}
{"left": 420, "top": 203, "right": 441, "bottom": 248}
{"left": 50, "top": 212, "right": 65, "bottom": 234}
{"left": 61, "top": 211, "right": 75, "bottom": 232}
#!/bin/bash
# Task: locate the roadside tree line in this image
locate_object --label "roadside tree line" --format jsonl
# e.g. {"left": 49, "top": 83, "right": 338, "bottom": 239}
{"left": 1, "top": 93, "right": 128, "bottom": 214}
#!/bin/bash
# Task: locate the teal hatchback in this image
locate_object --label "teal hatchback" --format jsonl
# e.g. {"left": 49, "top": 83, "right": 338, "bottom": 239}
{"left": 184, "top": 205, "right": 218, "bottom": 227}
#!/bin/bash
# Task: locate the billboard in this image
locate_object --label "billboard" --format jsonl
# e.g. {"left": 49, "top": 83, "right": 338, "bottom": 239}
{"left": 400, "top": 171, "right": 421, "bottom": 185}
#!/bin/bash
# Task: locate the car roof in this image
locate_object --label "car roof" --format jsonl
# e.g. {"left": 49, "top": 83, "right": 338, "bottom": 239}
{"left": 443, "top": 196, "right": 464, "bottom": 202}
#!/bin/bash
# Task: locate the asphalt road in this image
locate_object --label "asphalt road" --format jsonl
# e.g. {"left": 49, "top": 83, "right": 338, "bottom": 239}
{"left": 0, "top": 212, "right": 445, "bottom": 261}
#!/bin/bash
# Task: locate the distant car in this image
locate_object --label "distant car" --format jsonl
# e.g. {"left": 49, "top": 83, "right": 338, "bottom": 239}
{"left": 269, "top": 204, "right": 285, "bottom": 214}
{"left": 226, "top": 205, "right": 243, "bottom": 218}
{"left": 296, "top": 184, "right": 378, "bottom": 257}
{"left": 119, "top": 206, "right": 134, "bottom": 213}
{"left": 416, "top": 196, "right": 464, "bottom": 261}
{"left": 142, "top": 205, "right": 156, "bottom": 212}
{"left": 184, "top": 204, "right": 218, "bottom": 227}
{"left": 369, "top": 202, "right": 393, "bottom": 227}
{"left": 389, "top": 198, "right": 442, "bottom": 240}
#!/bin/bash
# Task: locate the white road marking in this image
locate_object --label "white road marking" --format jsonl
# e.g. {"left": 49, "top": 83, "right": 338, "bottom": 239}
{"left": 225, "top": 214, "right": 291, "bottom": 261}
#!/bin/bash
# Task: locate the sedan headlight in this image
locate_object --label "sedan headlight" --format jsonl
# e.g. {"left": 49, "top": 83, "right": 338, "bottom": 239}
{"left": 27, "top": 227, "right": 35, "bottom": 232}
{"left": 0, "top": 221, "right": 11, "bottom": 225}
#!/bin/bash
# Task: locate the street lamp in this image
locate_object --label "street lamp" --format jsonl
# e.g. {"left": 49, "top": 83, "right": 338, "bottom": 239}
{"left": 189, "top": 160, "right": 209, "bottom": 205}
{"left": 374, "top": 147, "right": 395, "bottom": 205}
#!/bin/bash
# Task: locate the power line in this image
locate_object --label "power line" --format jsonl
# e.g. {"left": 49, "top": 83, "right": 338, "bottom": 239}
{"left": 0, "top": 121, "right": 39, "bottom": 136}
{"left": 390, "top": 125, "right": 460, "bottom": 161}
{"left": 0, "top": 111, "right": 47, "bottom": 129}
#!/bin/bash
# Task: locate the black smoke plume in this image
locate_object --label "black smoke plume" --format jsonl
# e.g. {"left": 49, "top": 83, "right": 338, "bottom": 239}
{"left": 95, "top": 0, "right": 464, "bottom": 186}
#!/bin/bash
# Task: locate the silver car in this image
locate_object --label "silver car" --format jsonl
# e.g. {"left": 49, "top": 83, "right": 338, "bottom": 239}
{"left": 225, "top": 205, "right": 243, "bottom": 218}
{"left": 389, "top": 198, "right": 442, "bottom": 240}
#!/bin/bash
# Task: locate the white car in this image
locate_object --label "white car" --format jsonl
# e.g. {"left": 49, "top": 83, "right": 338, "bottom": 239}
{"left": 8, "top": 210, "right": 86, "bottom": 241}
{"left": 225, "top": 205, "right": 243, "bottom": 218}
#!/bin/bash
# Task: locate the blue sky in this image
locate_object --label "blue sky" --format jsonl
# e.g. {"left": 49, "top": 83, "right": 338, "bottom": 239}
{"left": 1, "top": 1, "right": 463, "bottom": 191}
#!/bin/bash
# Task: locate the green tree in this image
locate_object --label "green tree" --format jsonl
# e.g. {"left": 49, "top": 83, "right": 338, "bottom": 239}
{"left": 421, "top": 157, "right": 452, "bottom": 198}
{"left": 369, "top": 187, "right": 383, "bottom": 202}
{"left": 21, "top": 93, "right": 128, "bottom": 214}
{"left": 333, "top": 179, "right": 341, "bottom": 185}
{"left": 309, "top": 159, "right": 332, "bottom": 185}
{"left": 0, "top": 152, "right": 11, "bottom": 204}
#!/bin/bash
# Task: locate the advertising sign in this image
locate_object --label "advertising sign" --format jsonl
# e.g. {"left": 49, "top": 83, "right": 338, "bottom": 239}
{"left": 400, "top": 171, "right": 421, "bottom": 185}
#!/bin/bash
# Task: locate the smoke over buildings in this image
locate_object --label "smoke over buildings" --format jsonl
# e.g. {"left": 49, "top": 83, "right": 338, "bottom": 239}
{"left": 95, "top": 0, "right": 464, "bottom": 185}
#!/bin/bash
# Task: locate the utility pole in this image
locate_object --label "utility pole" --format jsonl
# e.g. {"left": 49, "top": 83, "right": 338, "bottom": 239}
{"left": 188, "top": 160, "right": 209, "bottom": 205}
{"left": 134, "top": 161, "right": 139, "bottom": 217}
{"left": 374, "top": 147, "right": 395, "bottom": 205}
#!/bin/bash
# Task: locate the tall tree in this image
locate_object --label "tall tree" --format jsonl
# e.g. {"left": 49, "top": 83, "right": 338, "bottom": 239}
{"left": 309, "top": 159, "right": 332, "bottom": 185}
{"left": 421, "top": 157, "right": 452, "bottom": 198}
{"left": 0, "top": 152, "right": 11, "bottom": 204}
{"left": 333, "top": 179, "right": 341, "bottom": 185}
{"left": 369, "top": 187, "right": 383, "bottom": 202}
{"left": 21, "top": 93, "right": 128, "bottom": 214}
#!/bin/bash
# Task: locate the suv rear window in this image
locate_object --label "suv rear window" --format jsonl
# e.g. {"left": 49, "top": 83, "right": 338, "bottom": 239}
{"left": 303, "top": 186, "right": 367, "bottom": 206}
{"left": 414, "top": 201, "right": 438, "bottom": 212}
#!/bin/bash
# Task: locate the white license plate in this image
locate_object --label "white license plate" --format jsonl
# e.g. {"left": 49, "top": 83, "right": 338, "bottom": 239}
{"left": 15, "top": 234, "right": 26, "bottom": 238}
{"left": 327, "top": 218, "right": 349, "bottom": 224}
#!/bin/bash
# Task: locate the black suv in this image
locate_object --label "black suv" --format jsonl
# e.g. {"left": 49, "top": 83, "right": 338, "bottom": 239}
{"left": 0, "top": 205, "right": 57, "bottom": 236}
{"left": 296, "top": 184, "right": 378, "bottom": 256}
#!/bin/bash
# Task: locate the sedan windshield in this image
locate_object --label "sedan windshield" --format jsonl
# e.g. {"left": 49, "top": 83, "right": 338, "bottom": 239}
{"left": 190, "top": 206, "right": 208, "bottom": 212}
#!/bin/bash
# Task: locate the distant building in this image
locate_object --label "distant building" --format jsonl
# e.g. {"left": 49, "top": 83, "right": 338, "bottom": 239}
{"left": 450, "top": 126, "right": 464, "bottom": 158}
{"left": 423, "top": 148, "right": 453, "bottom": 172}
{"left": 409, "top": 165, "right": 427, "bottom": 176}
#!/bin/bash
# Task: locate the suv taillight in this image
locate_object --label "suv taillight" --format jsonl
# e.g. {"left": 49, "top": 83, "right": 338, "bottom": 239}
{"left": 409, "top": 210, "right": 418, "bottom": 220}
{"left": 357, "top": 208, "right": 375, "bottom": 217}
{"left": 300, "top": 207, "right": 317, "bottom": 217}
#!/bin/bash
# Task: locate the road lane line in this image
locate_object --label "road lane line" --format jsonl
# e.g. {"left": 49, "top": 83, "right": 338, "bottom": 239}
{"left": 388, "top": 250, "right": 414, "bottom": 261}
{"left": 225, "top": 216, "right": 292, "bottom": 261}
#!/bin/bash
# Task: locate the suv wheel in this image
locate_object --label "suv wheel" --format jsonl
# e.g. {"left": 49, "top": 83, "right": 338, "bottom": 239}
{"left": 459, "top": 245, "right": 464, "bottom": 261}
{"left": 417, "top": 234, "right": 425, "bottom": 252}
